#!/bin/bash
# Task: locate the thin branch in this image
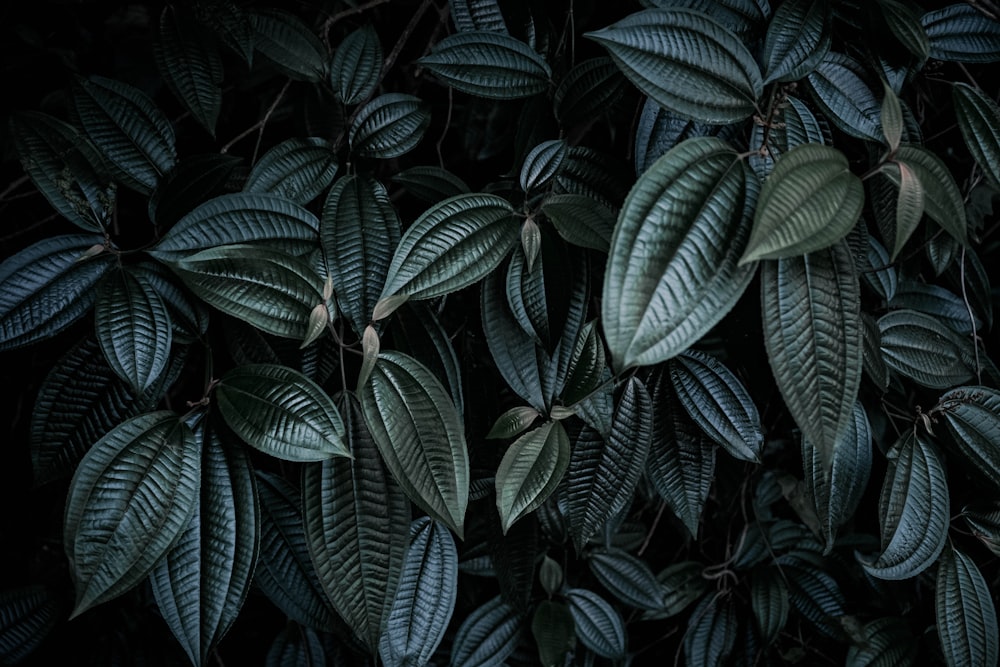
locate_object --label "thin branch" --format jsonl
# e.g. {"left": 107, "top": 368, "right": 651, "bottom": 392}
{"left": 321, "top": 0, "right": 392, "bottom": 48}
{"left": 637, "top": 500, "right": 666, "bottom": 556}
{"left": 220, "top": 79, "right": 292, "bottom": 156}
{"left": 436, "top": 86, "right": 453, "bottom": 168}
{"left": 0, "top": 175, "right": 30, "bottom": 202}
{"left": 0, "top": 213, "right": 59, "bottom": 242}
{"left": 383, "top": 0, "right": 436, "bottom": 77}
{"left": 959, "top": 246, "right": 983, "bottom": 382}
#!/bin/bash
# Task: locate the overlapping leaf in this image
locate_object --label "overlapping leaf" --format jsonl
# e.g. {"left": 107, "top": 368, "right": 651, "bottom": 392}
{"left": 391, "top": 303, "right": 465, "bottom": 415}
{"left": 565, "top": 588, "right": 626, "bottom": 660}
{"left": 922, "top": 4, "right": 1000, "bottom": 63}
{"left": 350, "top": 94, "right": 431, "bottom": 159}
{"left": 762, "top": 0, "right": 832, "bottom": 83}
{"left": 244, "top": 138, "right": 338, "bottom": 204}
{"left": 418, "top": 31, "right": 550, "bottom": 99}
{"left": 0, "top": 586, "right": 60, "bottom": 664}
{"left": 449, "top": 0, "right": 508, "bottom": 33}
{"left": 953, "top": 82, "right": 1000, "bottom": 188}
{"left": 520, "top": 140, "right": 567, "bottom": 193}
{"left": 148, "top": 153, "right": 242, "bottom": 228}
{"left": 885, "top": 144, "right": 967, "bottom": 244}
{"left": 878, "top": 309, "right": 975, "bottom": 388}
{"left": 553, "top": 57, "right": 627, "bottom": 129}
{"left": 936, "top": 546, "right": 999, "bottom": 667}
{"left": 541, "top": 194, "right": 614, "bottom": 253}
{"left": 391, "top": 166, "right": 470, "bottom": 202}
{"left": 588, "top": 548, "right": 665, "bottom": 611}
{"left": 331, "top": 24, "right": 382, "bottom": 105}
{"left": 933, "top": 386, "right": 1000, "bottom": 489}
{"left": 449, "top": 595, "right": 522, "bottom": 667}
{"left": 751, "top": 568, "right": 789, "bottom": 645}
{"left": 748, "top": 96, "right": 825, "bottom": 178}
{"left": 249, "top": 9, "right": 326, "bottom": 81}
{"left": 495, "top": 421, "right": 570, "bottom": 534}
{"left": 684, "top": 594, "right": 737, "bottom": 665}
{"left": 804, "top": 53, "right": 882, "bottom": 142}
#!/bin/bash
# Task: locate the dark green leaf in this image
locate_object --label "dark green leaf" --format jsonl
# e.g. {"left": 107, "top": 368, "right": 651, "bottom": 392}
{"left": 487, "top": 407, "right": 541, "bottom": 440}
{"left": 963, "top": 502, "right": 1000, "bottom": 557}
{"left": 350, "top": 93, "right": 431, "bottom": 159}
{"left": 933, "top": 386, "right": 1000, "bottom": 490}
{"left": 953, "top": 82, "right": 1000, "bottom": 188}
{"left": 878, "top": 309, "right": 975, "bottom": 388}
{"left": 748, "top": 95, "right": 826, "bottom": 178}
{"left": 683, "top": 594, "right": 738, "bottom": 666}
{"left": 751, "top": 568, "right": 789, "bottom": 645}
{"left": 449, "top": 595, "right": 522, "bottom": 667}
{"left": 845, "top": 616, "right": 918, "bottom": 667}
{"left": 783, "top": 562, "right": 845, "bottom": 638}
{"left": 195, "top": 0, "right": 253, "bottom": 65}
{"left": 153, "top": 6, "right": 223, "bottom": 137}
{"left": 936, "top": 545, "right": 999, "bottom": 667}
{"left": 891, "top": 280, "right": 981, "bottom": 335}
{"left": 804, "top": 52, "right": 882, "bottom": 142}
{"left": 565, "top": 588, "right": 626, "bottom": 660}
{"left": 531, "top": 600, "right": 575, "bottom": 667}
{"left": 0, "top": 586, "right": 59, "bottom": 664}
{"left": 249, "top": 9, "right": 326, "bottom": 82}
{"left": 645, "top": 561, "right": 710, "bottom": 620}
{"left": 562, "top": 320, "right": 606, "bottom": 407}
{"left": 886, "top": 144, "right": 967, "bottom": 244}
{"left": 449, "top": 0, "right": 507, "bottom": 33}
{"left": 418, "top": 31, "right": 550, "bottom": 100}
{"left": 922, "top": 4, "right": 1000, "bottom": 63}
{"left": 265, "top": 624, "right": 326, "bottom": 667}
{"left": 148, "top": 153, "right": 241, "bottom": 228}
{"left": 588, "top": 548, "right": 666, "bottom": 611}
{"left": 541, "top": 194, "right": 614, "bottom": 253}
{"left": 520, "top": 140, "right": 567, "bottom": 193}
{"left": 495, "top": 421, "right": 570, "bottom": 534}
{"left": 553, "top": 57, "right": 627, "bottom": 129}
{"left": 391, "top": 302, "right": 465, "bottom": 416}
{"left": 244, "top": 138, "right": 338, "bottom": 204}
{"left": 762, "top": 0, "right": 832, "bottom": 84}
{"left": 880, "top": 0, "right": 930, "bottom": 61}
{"left": 644, "top": 0, "right": 765, "bottom": 40}
{"left": 331, "top": 24, "right": 382, "bottom": 105}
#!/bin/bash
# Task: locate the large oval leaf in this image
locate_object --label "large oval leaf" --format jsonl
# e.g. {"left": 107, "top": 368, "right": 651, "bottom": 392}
{"left": 933, "top": 386, "right": 1000, "bottom": 489}
{"left": 350, "top": 93, "right": 431, "bottom": 159}
{"left": 215, "top": 364, "right": 348, "bottom": 461}
{"left": 63, "top": 411, "right": 200, "bottom": 617}
{"left": 359, "top": 351, "right": 470, "bottom": 537}
{"left": 495, "top": 420, "right": 570, "bottom": 534}
{"left": 244, "top": 138, "right": 338, "bottom": 204}
{"left": 953, "top": 82, "right": 1000, "bottom": 188}
{"left": 936, "top": 545, "right": 1000, "bottom": 667}
{"left": 762, "top": 0, "right": 832, "bottom": 83}
{"left": 878, "top": 309, "right": 976, "bottom": 389}
{"left": 331, "top": 24, "right": 382, "bottom": 105}
{"left": 449, "top": 595, "right": 522, "bottom": 667}
{"left": 922, "top": 4, "right": 1000, "bottom": 63}
{"left": 586, "top": 9, "right": 763, "bottom": 124}
{"left": 804, "top": 52, "right": 882, "bottom": 142}
{"left": 565, "top": 588, "right": 626, "bottom": 660}
{"left": 602, "top": 136, "right": 758, "bottom": 371}
{"left": 153, "top": 6, "right": 223, "bottom": 137}
{"left": 418, "top": 31, "right": 551, "bottom": 99}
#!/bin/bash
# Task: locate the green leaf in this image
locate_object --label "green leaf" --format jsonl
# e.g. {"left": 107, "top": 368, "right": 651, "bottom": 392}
{"left": 150, "top": 428, "right": 260, "bottom": 667}
{"left": 450, "top": 0, "right": 508, "bottom": 33}
{"left": 783, "top": 562, "right": 845, "bottom": 638}
{"left": 922, "top": 4, "right": 1000, "bottom": 63}
{"left": 751, "top": 569, "right": 790, "bottom": 646}
{"left": 885, "top": 160, "right": 925, "bottom": 259}
{"left": 880, "top": 0, "right": 930, "bottom": 61}
{"left": 564, "top": 378, "right": 652, "bottom": 552}
{"left": 495, "top": 421, "right": 570, "bottom": 534}
{"left": 0, "top": 234, "right": 114, "bottom": 351}
{"left": 379, "top": 517, "right": 458, "bottom": 666}
{"left": 520, "top": 140, "right": 568, "bottom": 193}
{"left": 644, "top": 0, "right": 765, "bottom": 40}
{"left": 670, "top": 349, "right": 762, "bottom": 462}
{"left": 63, "top": 411, "right": 200, "bottom": 617}
{"left": 151, "top": 192, "right": 320, "bottom": 261}
{"left": 148, "top": 153, "right": 242, "bottom": 228}
{"left": 602, "top": 136, "right": 758, "bottom": 371}
{"left": 359, "top": 351, "right": 470, "bottom": 537}
{"left": 168, "top": 245, "right": 323, "bottom": 340}
{"left": 541, "top": 194, "right": 615, "bottom": 253}
{"left": 94, "top": 269, "right": 172, "bottom": 394}
{"left": 741, "top": 143, "right": 863, "bottom": 262}
{"left": 215, "top": 364, "right": 348, "bottom": 461}
{"left": 392, "top": 302, "right": 466, "bottom": 416}
{"left": 588, "top": 548, "right": 666, "bottom": 611}
{"left": 378, "top": 193, "right": 518, "bottom": 307}
{"left": 877, "top": 309, "right": 975, "bottom": 389}
{"left": 586, "top": 9, "right": 763, "bottom": 124}
{"left": 748, "top": 95, "right": 825, "bottom": 179}
{"left": 804, "top": 52, "right": 882, "bottom": 142}
{"left": 266, "top": 624, "right": 326, "bottom": 667}
{"left": 0, "top": 586, "right": 60, "bottom": 664}
{"left": 487, "top": 407, "right": 541, "bottom": 440}
{"left": 153, "top": 6, "right": 223, "bottom": 137}
{"left": 762, "top": 0, "right": 832, "bottom": 84}
{"left": 881, "top": 80, "right": 903, "bottom": 151}
{"left": 531, "top": 600, "right": 575, "bottom": 667}
{"left": 8, "top": 111, "right": 115, "bottom": 232}
{"left": 391, "top": 166, "right": 470, "bottom": 203}
{"left": 886, "top": 144, "right": 967, "bottom": 244}
{"left": 952, "top": 82, "right": 1000, "bottom": 188}
{"left": 195, "top": 0, "right": 254, "bottom": 65}
{"left": 73, "top": 75, "right": 176, "bottom": 194}
{"left": 303, "top": 395, "right": 409, "bottom": 653}
{"left": 933, "top": 386, "right": 1000, "bottom": 490}
{"left": 249, "top": 9, "right": 326, "bottom": 82}
{"left": 761, "top": 239, "right": 862, "bottom": 472}
{"left": 244, "top": 138, "right": 338, "bottom": 204}
{"left": 644, "top": 562, "right": 710, "bottom": 621}
{"left": 350, "top": 93, "right": 431, "bottom": 159}
{"left": 565, "top": 589, "right": 626, "bottom": 660}
{"left": 331, "top": 24, "right": 382, "bottom": 105}
{"left": 418, "top": 31, "right": 551, "bottom": 100}
{"left": 936, "top": 545, "right": 999, "bottom": 667}
{"left": 859, "top": 431, "right": 949, "bottom": 580}
{"left": 449, "top": 595, "right": 522, "bottom": 667}
{"left": 844, "top": 617, "right": 918, "bottom": 667}
{"left": 892, "top": 280, "right": 982, "bottom": 335}
{"left": 553, "top": 57, "right": 627, "bottom": 129}
{"left": 562, "top": 320, "right": 606, "bottom": 407}
{"left": 963, "top": 502, "right": 1000, "bottom": 557}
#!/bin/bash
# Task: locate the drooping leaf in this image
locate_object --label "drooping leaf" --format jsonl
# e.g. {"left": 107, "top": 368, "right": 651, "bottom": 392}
{"left": 645, "top": 561, "right": 709, "bottom": 620}
{"left": 391, "top": 166, "right": 470, "bottom": 203}
{"left": 553, "top": 57, "right": 627, "bottom": 130}
{"left": 633, "top": 99, "right": 732, "bottom": 175}
{"left": 487, "top": 407, "right": 541, "bottom": 440}
{"left": 683, "top": 594, "right": 738, "bottom": 666}
{"left": 782, "top": 561, "right": 846, "bottom": 638}
{"left": 359, "top": 351, "right": 470, "bottom": 537}
{"left": 953, "top": 82, "right": 1000, "bottom": 188}
{"left": 891, "top": 280, "right": 982, "bottom": 335}
{"left": 418, "top": 31, "right": 551, "bottom": 100}
{"left": 762, "top": 0, "right": 832, "bottom": 84}
{"left": 933, "top": 386, "right": 1000, "bottom": 490}
{"left": 553, "top": 145, "right": 632, "bottom": 211}
{"left": 877, "top": 309, "right": 976, "bottom": 389}
{"left": 588, "top": 548, "right": 666, "bottom": 611}
{"left": 880, "top": 0, "right": 930, "bottom": 61}
{"left": 963, "top": 502, "right": 1000, "bottom": 557}
{"left": 63, "top": 411, "right": 200, "bottom": 617}
{"left": 495, "top": 421, "right": 570, "bottom": 534}
{"left": 565, "top": 588, "right": 626, "bottom": 660}
{"left": 586, "top": 9, "right": 763, "bottom": 124}
{"left": 0, "top": 586, "right": 60, "bottom": 664}
{"left": 449, "top": 595, "right": 522, "bottom": 667}
{"left": 249, "top": 9, "right": 326, "bottom": 82}
{"left": 751, "top": 568, "right": 789, "bottom": 646}
{"left": 244, "top": 138, "right": 338, "bottom": 204}
{"left": 331, "top": 24, "right": 382, "bottom": 105}
{"left": 562, "top": 320, "right": 606, "bottom": 407}
{"left": 0, "top": 234, "right": 114, "bottom": 351}
{"left": 540, "top": 194, "right": 615, "bottom": 253}
{"left": 748, "top": 95, "right": 826, "bottom": 178}
{"left": 884, "top": 144, "right": 967, "bottom": 244}
{"left": 804, "top": 52, "right": 882, "bottom": 142}
{"left": 531, "top": 600, "right": 575, "bottom": 667}
{"left": 922, "top": 4, "right": 1000, "bottom": 63}
{"left": 643, "top": 0, "right": 766, "bottom": 40}
{"left": 859, "top": 430, "right": 949, "bottom": 580}
{"left": 265, "top": 624, "right": 326, "bottom": 667}
{"left": 885, "top": 160, "right": 925, "bottom": 259}
{"left": 936, "top": 545, "right": 999, "bottom": 667}
{"left": 350, "top": 93, "right": 431, "bottom": 159}
{"left": 73, "top": 75, "right": 176, "bottom": 194}
{"left": 881, "top": 80, "right": 903, "bottom": 151}
{"left": 303, "top": 395, "right": 409, "bottom": 653}
{"left": 602, "top": 136, "right": 758, "bottom": 371}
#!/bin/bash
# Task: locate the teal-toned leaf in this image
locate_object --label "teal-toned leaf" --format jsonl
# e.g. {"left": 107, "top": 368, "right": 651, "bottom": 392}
{"left": 531, "top": 601, "right": 575, "bottom": 667}
{"left": 148, "top": 153, "right": 241, "bottom": 228}
{"left": 350, "top": 93, "right": 431, "bottom": 159}
{"left": 331, "top": 24, "right": 382, "bottom": 105}
{"left": 168, "top": 245, "right": 323, "bottom": 340}
{"left": 634, "top": 99, "right": 733, "bottom": 176}
{"left": 449, "top": 0, "right": 507, "bottom": 33}
{"left": 153, "top": 6, "right": 223, "bottom": 137}
{"left": 379, "top": 517, "right": 458, "bottom": 666}
{"left": 151, "top": 192, "right": 320, "bottom": 261}
{"left": 878, "top": 309, "right": 975, "bottom": 389}
{"left": 922, "top": 4, "right": 1000, "bottom": 63}
{"left": 751, "top": 569, "right": 789, "bottom": 646}
{"left": 73, "top": 75, "right": 176, "bottom": 194}
{"left": 265, "top": 624, "right": 326, "bottom": 667}
{"left": 880, "top": 0, "right": 930, "bottom": 61}
{"left": 783, "top": 562, "right": 845, "bottom": 638}
{"left": 391, "top": 166, "right": 470, "bottom": 203}
{"left": 449, "top": 595, "right": 522, "bottom": 667}
{"left": 588, "top": 548, "right": 666, "bottom": 611}
{"left": 602, "top": 136, "right": 758, "bottom": 371}
{"left": 804, "top": 52, "right": 882, "bottom": 142}
{"left": 953, "top": 82, "right": 1000, "bottom": 188}
{"left": 0, "top": 586, "right": 59, "bottom": 664}
{"left": 742, "top": 143, "right": 863, "bottom": 262}
{"left": 936, "top": 545, "right": 999, "bottom": 667}
{"left": 0, "top": 234, "right": 114, "bottom": 351}
{"left": 683, "top": 594, "right": 738, "bottom": 666}
{"left": 553, "top": 146, "right": 632, "bottom": 211}
{"left": 862, "top": 311, "right": 891, "bottom": 392}
{"left": 496, "top": 421, "right": 570, "bottom": 534}
{"left": 933, "top": 386, "right": 1000, "bottom": 490}
{"left": 644, "top": 0, "right": 766, "bottom": 40}
{"left": 505, "top": 240, "right": 550, "bottom": 347}
{"left": 859, "top": 431, "right": 949, "bottom": 580}
{"left": 565, "top": 588, "right": 626, "bottom": 660}
{"left": 748, "top": 95, "right": 826, "bottom": 178}
{"left": 8, "top": 111, "right": 114, "bottom": 232}
{"left": 249, "top": 9, "right": 326, "bottom": 82}
{"left": 553, "top": 57, "right": 627, "bottom": 129}
{"left": 520, "top": 140, "right": 568, "bottom": 193}
{"left": 244, "top": 138, "right": 338, "bottom": 204}
{"left": 881, "top": 80, "right": 903, "bottom": 151}
{"left": 94, "top": 270, "right": 172, "bottom": 394}
{"left": 303, "top": 395, "right": 409, "bottom": 653}
{"left": 646, "top": 561, "right": 709, "bottom": 620}
{"left": 586, "top": 9, "right": 763, "bottom": 123}
{"left": 541, "top": 194, "right": 614, "bottom": 253}
{"left": 891, "top": 280, "right": 981, "bottom": 335}
{"left": 360, "top": 351, "right": 470, "bottom": 537}
{"left": 761, "top": 239, "right": 862, "bottom": 472}
{"left": 670, "top": 349, "right": 762, "bottom": 462}
{"left": 886, "top": 144, "right": 967, "bottom": 244}
{"left": 63, "top": 411, "right": 200, "bottom": 617}
{"left": 562, "top": 320, "right": 606, "bottom": 407}
{"left": 418, "top": 31, "right": 551, "bottom": 100}
{"left": 885, "top": 160, "right": 925, "bottom": 259}
{"left": 150, "top": 428, "right": 260, "bottom": 667}
{"left": 377, "top": 193, "right": 518, "bottom": 308}
{"left": 762, "top": 0, "right": 832, "bottom": 83}
{"left": 195, "top": 0, "right": 254, "bottom": 65}
{"left": 391, "top": 302, "right": 465, "bottom": 416}
{"left": 963, "top": 502, "right": 1000, "bottom": 557}
{"left": 487, "top": 407, "right": 541, "bottom": 440}
{"left": 845, "top": 617, "right": 918, "bottom": 667}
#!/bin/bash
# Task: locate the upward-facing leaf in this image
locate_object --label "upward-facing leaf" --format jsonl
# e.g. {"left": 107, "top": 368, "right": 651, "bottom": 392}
{"left": 418, "top": 31, "right": 550, "bottom": 100}
{"left": 244, "top": 138, "right": 338, "bottom": 204}
{"left": 878, "top": 309, "right": 975, "bottom": 389}
{"left": 586, "top": 9, "right": 763, "bottom": 124}
{"left": 762, "top": 0, "right": 832, "bottom": 83}
{"left": 886, "top": 144, "right": 967, "bottom": 244}
{"left": 495, "top": 421, "right": 570, "bottom": 534}
{"left": 331, "top": 24, "right": 382, "bottom": 105}
{"left": 922, "top": 4, "right": 1000, "bottom": 63}
{"left": 449, "top": 0, "right": 507, "bottom": 33}
{"left": 349, "top": 93, "right": 431, "bottom": 159}
{"left": 953, "top": 82, "right": 1000, "bottom": 188}
{"left": 249, "top": 9, "right": 326, "bottom": 82}
{"left": 804, "top": 53, "right": 882, "bottom": 142}
{"left": 602, "top": 136, "right": 758, "bottom": 371}
{"left": 565, "top": 588, "right": 626, "bottom": 660}
{"left": 588, "top": 548, "right": 666, "bottom": 611}
{"left": 936, "top": 545, "right": 1000, "bottom": 667}
{"left": 449, "top": 595, "right": 522, "bottom": 667}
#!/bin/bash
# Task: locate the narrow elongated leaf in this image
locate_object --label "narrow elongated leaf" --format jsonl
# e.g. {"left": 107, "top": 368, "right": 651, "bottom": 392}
{"left": 892, "top": 280, "right": 981, "bottom": 335}
{"left": 495, "top": 421, "right": 570, "bottom": 534}
{"left": 936, "top": 546, "right": 999, "bottom": 667}
{"left": 878, "top": 309, "right": 975, "bottom": 388}
{"left": 379, "top": 517, "right": 458, "bottom": 666}
{"left": 922, "top": 4, "right": 1000, "bottom": 63}
{"left": 359, "top": 351, "right": 470, "bottom": 537}
{"left": 783, "top": 563, "right": 845, "bottom": 638}
{"left": 886, "top": 144, "right": 967, "bottom": 244}
{"left": 215, "top": 364, "right": 348, "bottom": 461}
{"left": 195, "top": 0, "right": 253, "bottom": 64}
{"left": 881, "top": 81, "right": 903, "bottom": 150}
{"left": 603, "top": 136, "right": 758, "bottom": 371}
{"left": 670, "top": 350, "right": 762, "bottom": 462}
{"left": 350, "top": 94, "right": 431, "bottom": 159}
{"left": 762, "top": 239, "right": 862, "bottom": 471}
{"left": 63, "top": 411, "right": 200, "bottom": 617}
{"left": 804, "top": 53, "right": 882, "bottom": 142}
{"left": 73, "top": 76, "right": 176, "bottom": 194}
{"left": 250, "top": 9, "right": 326, "bottom": 82}
{"left": 588, "top": 548, "right": 666, "bottom": 611}
{"left": 244, "top": 138, "right": 338, "bottom": 204}
{"left": 751, "top": 569, "right": 789, "bottom": 645}
{"left": 586, "top": 9, "right": 763, "bottom": 123}
{"left": 953, "top": 82, "right": 1000, "bottom": 188}
{"left": 331, "top": 24, "right": 382, "bottom": 105}
{"left": 933, "top": 386, "right": 1000, "bottom": 489}
{"left": 562, "top": 320, "right": 606, "bottom": 407}
{"left": 565, "top": 588, "right": 626, "bottom": 660}
{"left": 0, "top": 234, "right": 114, "bottom": 351}
{"left": 742, "top": 143, "right": 863, "bottom": 262}
{"left": 153, "top": 6, "right": 223, "bottom": 137}
{"left": 418, "top": 31, "right": 550, "bottom": 100}
{"left": 887, "top": 161, "right": 925, "bottom": 259}
{"left": 377, "top": 194, "right": 518, "bottom": 308}
{"left": 762, "top": 0, "right": 832, "bottom": 83}
{"left": 132, "top": 261, "right": 209, "bottom": 343}
{"left": 449, "top": 595, "right": 522, "bottom": 667}
{"left": 553, "top": 57, "right": 627, "bottom": 129}
{"left": 303, "top": 395, "right": 409, "bottom": 653}
{"left": 880, "top": 0, "right": 930, "bottom": 61}
{"left": 150, "top": 428, "right": 260, "bottom": 667}
{"left": 541, "top": 194, "right": 614, "bottom": 253}
{"left": 0, "top": 586, "right": 59, "bottom": 664}
{"left": 859, "top": 431, "right": 949, "bottom": 580}
{"left": 487, "top": 407, "right": 541, "bottom": 440}
{"left": 531, "top": 601, "right": 575, "bottom": 666}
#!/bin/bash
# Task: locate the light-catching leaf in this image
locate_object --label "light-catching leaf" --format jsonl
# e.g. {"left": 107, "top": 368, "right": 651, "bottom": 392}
{"left": 541, "top": 194, "right": 615, "bottom": 253}
{"left": 886, "top": 160, "right": 925, "bottom": 259}
{"left": 520, "top": 140, "right": 568, "bottom": 193}
{"left": 418, "top": 31, "right": 550, "bottom": 100}
{"left": 936, "top": 545, "right": 999, "bottom": 667}
{"left": 331, "top": 24, "right": 382, "bottom": 105}
{"left": 922, "top": 4, "right": 1000, "bottom": 63}
{"left": 565, "top": 588, "right": 626, "bottom": 660}
{"left": 244, "top": 138, "right": 338, "bottom": 204}
{"left": 449, "top": 595, "right": 522, "bottom": 667}
{"left": 748, "top": 95, "right": 825, "bottom": 178}
{"left": 495, "top": 421, "right": 570, "bottom": 534}
{"left": 804, "top": 52, "right": 882, "bottom": 142}
{"left": 933, "top": 386, "right": 1000, "bottom": 490}
{"left": 762, "top": 0, "right": 832, "bottom": 84}
{"left": 953, "top": 82, "right": 1000, "bottom": 188}
{"left": 350, "top": 93, "right": 431, "bottom": 159}
{"left": 886, "top": 144, "right": 967, "bottom": 244}
{"left": 877, "top": 309, "right": 976, "bottom": 389}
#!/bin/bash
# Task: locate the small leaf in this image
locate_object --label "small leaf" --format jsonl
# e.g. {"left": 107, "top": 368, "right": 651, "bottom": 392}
{"left": 496, "top": 421, "right": 570, "bottom": 534}
{"left": 0, "top": 586, "right": 60, "bottom": 664}
{"left": 878, "top": 309, "right": 975, "bottom": 389}
{"left": 953, "top": 82, "right": 1000, "bottom": 188}
{"left": 153, "top": 6, "right": 223, "bottom": 137}
{"left": 762, "top": 0, "right": 832, "bottom": 84}
{"left": 215, "top": 364, "right": 349, "bottom": 461}
{"left": 357, "top": 324, "right": 380, "bottom": 390}
{"left": 886, "top": 144, "right": 967, "bottom": 244}
{"left": 520, "top": 140, "right": 568, "bottom": 193}
{"left": 244, "top": 138, "right": 338, "bottom": 204}
{"left": 565, "top": 588, "right": 626, "bottom": 660}
{"left": 250, "top": 9, "right": 326, "bottom": 82}
{"left": 331, "top": 24, "right": 382, "bottom": 105}
{"left": 449, "top": 595, "right": 522, "bottom": 667}
{"left": 922, "top": 4, "right": 1000, "bottom": 63}
{"left": 487, "top": 407, "right": 542, "bottom": 440}
{"left": 418, "top": 31, "right": 551, "bottom": 99}
{"left": 541, "top": 194, "right": 614, "bottom": 253}
{"left": 588, "top": 548, "right": 666, "bottom": 611}
{"left": 936, "top": 545, "right": 999, "bottom": 667}
{"left": 350, "top": 93, "right": 431, "bottom": 159}
{"left": 531, "top": 600, "right": 575, "bottom": 667}
{"left": 751, "top": 569, "right": 790, "bottom": 646}
{"left": 887, "top": 160, "right": 925, "bottom": 259}
{"left": 804, "top": 52, "right": 882, "bottom": 142}
{"left": 933, "top": 386, "right": 1000, "bottom": 490}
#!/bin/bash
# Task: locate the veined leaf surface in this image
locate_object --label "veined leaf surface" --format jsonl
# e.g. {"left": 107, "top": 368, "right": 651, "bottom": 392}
{"left": 762, "top": 0, "right": 832, "bottom": 84}
{"left": 495, "top": 421, "right": 570, "bottom": 534}
{"left": 331, "top": 24, "right": 382, "bottom": 105}
{"left": 953, "top": 82, "right": 1000, "bottom": 188}
{"left": 418, "top": 31, "right": 550, "bottom": 99}
{"left": 936, "top": 545, "right": 999, "bottom": 667}
{"left": 244, "top": 138, "right": 338, "bottom": 204}
{"left": 933, "top": 386, "right": 1000, "bottom": 490}
{"left": 153, "top": 6, "right": 223, "bottom": 137}
{"left": 350, "top": 93, "right": 431, "bottom": 159}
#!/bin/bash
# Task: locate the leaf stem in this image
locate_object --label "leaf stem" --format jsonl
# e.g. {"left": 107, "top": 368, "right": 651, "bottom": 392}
{"left": 220, "top": 79, "right": 292, "bottom": 158}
